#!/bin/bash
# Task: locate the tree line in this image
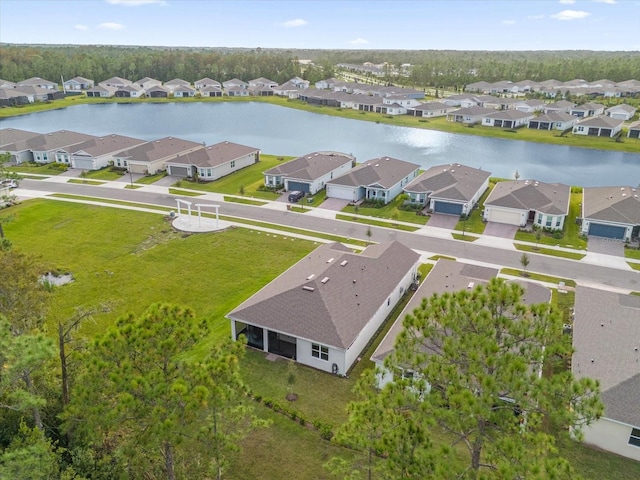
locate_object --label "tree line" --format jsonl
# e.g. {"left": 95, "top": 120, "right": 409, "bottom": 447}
{"left": 1, "top": 45, "right": 638, "bottom": 89}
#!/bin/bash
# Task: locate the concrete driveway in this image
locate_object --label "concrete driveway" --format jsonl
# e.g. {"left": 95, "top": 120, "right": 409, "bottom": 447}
{"left": 427, "top": 213, "right": 459, "bottom": 229}
{"left": 319, "top": 198, "right": 350, "bottom": 211}
{"left": 587, "top": 236, "right": 625, "bottom": 257}
{"left": 152, "top": 175, "right": 181, "bottom": 187}
{"left": 483, "top": 222, "right": 518, "bottom": 238}
{"left": 114, "top": 172, "right": 144, "bottom": 183}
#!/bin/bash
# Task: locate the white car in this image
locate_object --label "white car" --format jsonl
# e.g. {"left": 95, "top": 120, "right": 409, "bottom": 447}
{"left": 1, "top": 179, "right": 18, "bottom": 189}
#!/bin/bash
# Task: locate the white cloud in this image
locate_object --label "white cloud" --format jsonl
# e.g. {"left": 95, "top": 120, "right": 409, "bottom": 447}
{"left": 75, "top": 24, "right": 89, "bottom": 31}
{"left": 281, "top": 19, "right": 307, "bottom": 27}
{"left": 349, "top": 38, "right": 369, "bottom": 45}
{"left": 98, "top": 22, "right": 126, "bottom": 30}
{"left": 593, "top": 0, "right": 616, "bottom": 4}
{"left": 502, "top": 19, "right": 516, "bottom": 25}
{"left": 527, "top": 14, "right": 545, "bottom": 19}
{"left": 106, "top": 0, "right": 166, "bottom": 5}
{"left": 551, "top": 9, "right": 591, "bottom": 20}
{"left": 559, "top": 0, "right": 575, "bottom": 4}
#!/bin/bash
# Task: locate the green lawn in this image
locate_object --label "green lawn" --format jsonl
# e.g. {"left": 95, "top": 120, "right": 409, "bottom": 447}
{"left": 335, "top": 214, "right": 420, "bottom": 232}
{"left": 453, "top": 182, "right": 495, "bottom": 234}
{"left": 341, "top": 196, "right": 429, "bottom": 225}
{"left": 7, "top": 163, "right": 63, "bottom": 175}
{"left": 628, "top": 262, "right": 640, "bottom": 271}
{"left": 134, "top": 172, "right": 167, "bottom": 184}
{"left": 168, "top": 187, "right": 204, "bottom": 196}
{"left": 84, "top": 168, "right": 126, "bottom": 181}
{"left": 67, "top": 178, "right": 105, "bottom": 185}
{"left": 223, "top": 196, "right": 268, "bottom": 206}
{"left": 624, "top": 246, "right": 640, "bottom": 260}
{"left": 515, "top": 243, "right": 586, "bottom": 260}
{"left": 500, "top": 268, "right": 577, "bottom": 287}
{"left": 177, "top": 154, "right": 290, "bottom": 200}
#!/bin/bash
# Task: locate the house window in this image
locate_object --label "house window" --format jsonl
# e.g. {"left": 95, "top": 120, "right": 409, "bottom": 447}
{"left": 556, "top": 218, "right": 561, "bottom": 227}
{"left": 311, "top": 343, "right": 329, "bottom": 361}
{"left": 537, "top": 216, "right": 542, "bottom": 225}
{"left": 546, "top": 217, "right": 553, "bottom": 227}
{"left": 123, "top": 160, "right": 128, "bottom": 167}
{"left": 116, "top": 159, "right": 121, "bottom": 167}
{"left": 629, "top": 428, "right": 640, "bottom": 447}
{"left": 230, "top": 161, "right": 236, "bottom": 168}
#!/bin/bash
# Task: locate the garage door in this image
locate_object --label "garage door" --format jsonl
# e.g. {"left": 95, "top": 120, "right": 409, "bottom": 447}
{"left": 169, "top": 166, "right": 190, "bottom": 177}
{"left": 487, "top": 208, "right": 521, "bottom": 226}
{"left": 434, "top": 201, "right": 463, "bottom": 216}
{"left": 286, "top": 181, "right": 310, "bottom": 194}
{"left": 73, "top": 158, "right": 94, "bottom": 170}
{"left": 588, "top": 223, "right": 625, "bottom": 239}
{"left": 327, "top": 184, "right": 356, "bottom": 201}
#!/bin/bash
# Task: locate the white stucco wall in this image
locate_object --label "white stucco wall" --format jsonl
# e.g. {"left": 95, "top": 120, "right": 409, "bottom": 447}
{"left": 296, "top": 338, "right": 347, "bottom": 375}
{"left": 581, "top": 218, "right": 634, "bottom": 241}
{"left": 581, "top": 418, "right": 640, "bottom": 461}
{"left": 534, "top": 212, "right": 566, "bottom": 230}
{"left": 199, "top": 152, "right": 258, "bottom": 181}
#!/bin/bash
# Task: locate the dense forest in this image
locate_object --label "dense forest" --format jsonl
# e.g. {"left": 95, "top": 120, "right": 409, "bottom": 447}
{"left": 1, "top": 44, "right": 639, "bottom": 88}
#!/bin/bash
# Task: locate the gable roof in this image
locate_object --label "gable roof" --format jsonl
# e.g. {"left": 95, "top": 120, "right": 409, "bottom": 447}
{"left": 17, "top": 76, "right": 57, "bottom": 87}
{"left": 484, "top": 110, "right": 533, "bottom": 120}
{"left": 167, "top": 141, "right": 259, "bottom": 168}
{"left": 115, "top": 137, "right": 203, "bottom": 163}
{"left": 573, "top": 287, "right": 640, "bottom": 425}
{"left": 485, "top": 180, "right": 570, "bottom": 215}
{"left": 629, "top": 120, "right": 640, "bottom": 131}
{"left": 0, "top": 128, "right": 41, "bottom": 148}
{"left": 328, "top": 157, "right": 420, "bottom": 190}
{"left": 264, "top": 151, "right": 354, "bottom": 181}
{"left": 583, "top": 186, "right": 640, "bottom": 224}
{"left": 164, "top": 78, "right": 190, "bottom": 86}
{"left": 194, "top": 77, "right": 221, "bottom": 87}
{"left": 228, "top": 241, "right": 420, "bottom": 349}
{"left": 450, "top": 106, "right": 496, "bottom": 117}
{"left": 545, "top": 100, "right": 576, "bottom": 109}
{"left": 605, "top": 104, "right": 636, "bottom": 114}
{"left": 71, "top": 134, "right": 147, "bottom": 157}
{"left": 2, "top": 130, "right": 96, "bottom": 153}
{"left": 532, "top": 112, "right": 576, "bottom": 123}
{"left": 411, "top": 101, "right": 450, "bottom": 111}
{"left": 65, "top": 76, "right": 93, "bottom": 84}
{"left": 574, "top": 115, "right": 624, "bottom": 129}
{"left": 403, "top": 163, "right": 490, "bottom": 202}
{"left": 99, "top": 76, "right": 132, "bottom": 86}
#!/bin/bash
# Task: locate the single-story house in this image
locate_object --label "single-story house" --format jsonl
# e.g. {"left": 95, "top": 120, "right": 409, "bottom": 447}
{"left": 483, "top": 180, "right": 571, "bottom": 229}
{"left": 272, "top": 80, "right": 305, "bottom": 98}
{"left": 165, "top": 141, "right": 260, "bottom": 181}
{"left": 628, "top": 120, "right": 640, "bottom": 139}
{"left": 482, "top": 97, "right": 521, "bottom": 111}
{"left": 113, "top": 137, "right": 204, "bottom": 175}
{"left": 403, "top": 163, "right": 491, "bottom": 215}
{"left": 249, "top": 77, "right": 278, "bottom": 89}
{"left": 85, "top": 85, "right": 117, "bottom": 98}
{"left": 605, "top": 104, "right": 637, "bottom": 121}
{"left": 572, "top": 287, "right": 640, "bottom": 461}
{"left": 464, "top": 81, "right": 492, "bottom": 93}
{"left": 17, "top": 77, "right": 57, "bottom": 90}
{"left": 134, "top": 77, "right": 162, "bottom": 90}
{"left": 442, "top": 94, "right": 478, "bottom": 108}
{"left": 581, "top": 186, "right": 640, "bottom": 240}
{"left": 12, "top": 85, "right": 50, "bottom": 102}
{"left": 543, "top": 100, "right": 576, "bottom": 114}
{"left": 200, "top": 86, "right": 223, "bottom": 97}
{"left": 528, "top": 112, "right": 578, "bottom": 131}
{"left": 482, "top": 110, "right": 534, "bottom": 128}
{"left": 99, "top": 76, "right": 132, "bottom": 89}
{"left": 226, "top": 86, "right": 250, "bottom": 97}
{"left": 194, "top": 77, "right": 221, "bottom": 90}
{"left": 163, "top": 78, "right": 191, "bottom": 92}
{"left": 20, "top": 130, "right": 97, "bottom": 165}
{"left": 514, "top": 99, "right": 545, "bottom": 113}
{"left": 63, "top": 76, "right": 94, "bottom": 91}
{"left": 512, "top": 80, "right": 541, "bottom": 93}
{"left": 263, "top": 151, "right": 355, "bottom": 194}
{"left": 228, "top": 240, "right": 421, "bottom": 375}
{"left": 145, "top": 85, "right": 170, "bottom": 98}
{"left": 114, "top": 85, "right": 144, "bottom": 98}
{"left": 570, "top": 102, "right": 605, "bottom": 118}
{"left": 315, "top": 78, "right": 339, "bottom": 90}
{"left": 222, "top": 78, "right": 249, "bottom": 90}
{"left": 70, "top": 134, "right": 147, "bottom": 170}
{"left": 372, "top": 259, "right": 550, "bottom": 388}
{"left": 0, "top": 88, "right": 30, "bottom": 106}
{"left": 352, "top": 95, "right": 383, "bottom": 112}
{"left": 0, "top": 79, "right": 16, "bottom": 88}
{"left": 376, "top": 102, "right": 406, "bottom": 115}
{"left": 446, "top": 106, "right": 495, "bottom": 124}
{"left": 382, "top": 95, "right": 421, "bottom": 109}
{"left": 572, "top": 116, "right": 624, "bottom": 137}
{"left": 0, "top": 128, "right": 42, "bottom": 163}
{"left": 327, "top": 157, "right": 420, "bottom": 204}
{"left": 251, "top": 86, "right": 275, "bottom": 97}
{"left": 407, "top": 102, "right": 457, "bottom": 118}
{"left": 173, "top": 85, "right": 196, "bottom": 98}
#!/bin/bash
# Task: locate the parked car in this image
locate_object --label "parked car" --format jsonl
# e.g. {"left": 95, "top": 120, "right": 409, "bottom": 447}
{"left": 1, "top": 179, "right": 18, "bottom": 189}
{"left": 288, "top": 190, "right": 304, "bottom": 203}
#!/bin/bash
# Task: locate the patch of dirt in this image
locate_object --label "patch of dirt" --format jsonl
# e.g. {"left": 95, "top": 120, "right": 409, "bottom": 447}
{"left": 285, "top": 393, "right": 298, "bottom": 402}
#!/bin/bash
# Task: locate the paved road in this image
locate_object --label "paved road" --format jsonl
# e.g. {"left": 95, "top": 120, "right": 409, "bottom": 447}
{"left": 18, "top": 179, "right": 639, "bottom": 292}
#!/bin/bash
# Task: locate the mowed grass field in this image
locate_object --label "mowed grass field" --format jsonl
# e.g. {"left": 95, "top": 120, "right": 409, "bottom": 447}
{"left": 4, "top": 199, "right": 640, "bottom": 480}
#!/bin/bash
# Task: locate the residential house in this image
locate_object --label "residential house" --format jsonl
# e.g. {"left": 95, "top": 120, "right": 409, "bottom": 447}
{"left": 483, "top": 180, "right": 570, "bottom": 229}
{"left": 85, "top": 84, "right": 117, "bottom": 98}
{"left": 114, "top": 85, "right": 144, "bottom": 98}
{"left": 273, "top": 80, "right": 307, "bottom": 98}
{"left": 376, "top": 102, "right": 406, "bottom": 116}
{"left": 113, "top": 137, "right": 204, "bottom": 175}
{"left": 352, "top": 95, "right": 383, "bottom": 112}
{"left": 315, "top": 78, "right": 339, "bottom": 90}
{"left": 403, "top": 163, "right": 490, "bottom": 215}
{"left": 194, "top": 78, "right": 221, "bottom": 90}
{"left": 146, "top": 85, "right": 170, "bottom": 98}
{"left": 226, "top": 86, "right": 250, "bottom": 97}
{"left": 581, "top": 186, "right": 640, "bottom": 240}
{"left": 442, "top": 94, "right": 478, "bottom": 108}
{"left": 134, "top": 77, "right": 162, "bottom": 90}
{"left": 222, "top": 78, "right": 248, "bottom": 91}
{"left": 512, "top": 80, "right": 540, "bottom": 93}
{"left": 166, "top": 141, "right": 260, "bottom": 181}
{"left": 446, "top": 106, "right": 495, "bottom": 124}
{"left": 17, "top": 77, "right": 57, "bottom": 90}
{"left": 0, "top": 79, "right": 16, "bottom": 89}
{"left": 543, "top": 100, "right": 576, "bottom": 114}
{"left": 200, "top": 86, "right": 223, "bottom": 97}
{"left": 482, "top": 110, "right": 534, "bottom": 128}
{"left": 381, "top": 95, "right": 421, "bottom": 109}
{"left": 482, "top": 97, "right": 521, "bottom": 111}
{"left": 173, "top": 85, "right": 196, "bottom": 98}
{"left": 528, "top": 112, "right": 578, "bottom": 131}
{"left": 569, "top": 102, "right": 605, "bottom": 118}
{"left": 407, "top": 102, "right": 457, "bottom": 118}
{"left": 63, "top": 76, "right": 94, "bottom": 91}
{"left": 228, "top": 241, "right": 420, "bottom": 375}
{"left": 0, "top": 88, "right": 30, "bottom": 106}
{"left": 514, "top": 99, "right": 545, "bottom": 113}
{"left": 572, "top": 287, "right": 640, "bottom": 461}
{"left": 0, "top": 128, "right": 42, "bottom": 163}
{"left": 326, "top": 157, "right": 420, "bottom": 204}
{"left": 99, "top": 76, "right": 132, "bottom": 89}
{"left": 628, "top": 120, "right": 640, "bottom": 139}
{"left": 288, "top": 77, "right": 309, "bottom": 89}
{"left": 263, "top": 151, "right": 355, "bottom": 194}
{"left": 248, "top": 77, "right": 278, "bottom": 90}
{"left": 372, "top": 259, "right": 550, "bottom": 388}
{"left": 70, "top": 134, "right": 147, "bottom": 170}
{"left": 12, "top": 85, "right": 51, "bottom": 102}
{"left": 164, "top": 78, "right": 191, "bottom": 93}
{"left": 472, "top": 95, "right": 501, "bottom": 108}
{"left": 572, "top": 116, "right": 624, "bottom": 137}
{"left": 605, "top": 104, "right": 637, "bottom": 121}
{"left": 8, "top": 130, "right": 97, "bottom": 165}
{"left": 464, "top": 81, "right": 492, "bottom": 93}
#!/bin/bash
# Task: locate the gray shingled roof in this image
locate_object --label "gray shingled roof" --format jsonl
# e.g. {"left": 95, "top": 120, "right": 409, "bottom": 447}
{"left": 115, "top": 137, "right": 203, "bottom": 162}
{"left": 328, "top": 157, "right": 419, "bottom": 189}
{"left": 484, "top": 110, "right": 533, "bottom": 121}
{"left": 532, "top": 112, "right": 576, "bottom": 123}
{"left": 583, "top": 186, "right": 640, "bottom": 224}
{"left": 72, "top": 134, "right": 146, "bottom": 157}
{"left": 2, "top": 130, "right": 96, "bottom": 153}
{"left": 228, "top": 241, "right": 420, "bottom": 349}
{"left": 485, "top": 180, "right": 570, "bottom": 215}
{"left": 164, "top": 78, "right": 190, "bottom": 86}
{"left": 573, "top": 115, "right": 624, "bottom": 129}
{"left": 0, "top": 128, "right": 41, "bottom": 147}
{"left": 403, "top": 163, "right": 490, "bottom": 202}
{"left": 572, "top": 287, "right": 640, "bottom": 425}
{"left": 412, "top": 101, "right": 450, "bottom": 111}
{"left": 264, "top": 152, "right": 354, "bottom": 181}
{"left": 450, "top": 106, "right": 496, "bottom": 116}
{"left": 168, "top": 141, "right": 259, "bottom": 168}
{"left": 545, "top": 100, "right": 576, "bottom": 109}
{"left": 628, "top": 120, "right": 640, "bottom": 131}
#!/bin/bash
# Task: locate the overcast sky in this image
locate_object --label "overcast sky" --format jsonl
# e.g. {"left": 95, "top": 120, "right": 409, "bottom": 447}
{"left": 1, "top": 0, "right": 638, "bottom": 51}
